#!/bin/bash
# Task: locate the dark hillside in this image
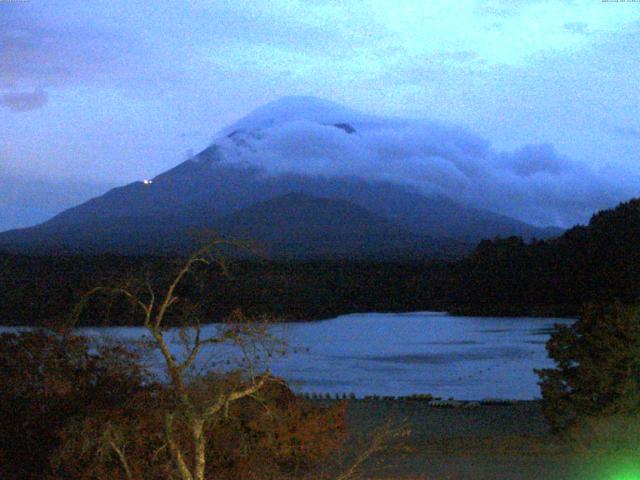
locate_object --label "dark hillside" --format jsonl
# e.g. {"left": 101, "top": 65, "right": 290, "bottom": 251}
{"left": 451, "top": 198, "right": 640, "bottom": 315}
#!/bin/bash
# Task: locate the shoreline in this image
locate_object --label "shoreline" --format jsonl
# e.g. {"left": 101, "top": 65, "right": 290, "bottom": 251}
{"left": 301, "top": 393, "right": 530, "bottom": 405}
{"left": 0, "top": 308, "right": 577, "bottom": 328}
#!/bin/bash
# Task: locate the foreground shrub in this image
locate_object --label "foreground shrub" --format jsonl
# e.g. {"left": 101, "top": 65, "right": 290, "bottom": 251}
{"left": 0, "top": 329, "right": 347, "bottom": 480}
{"left": 0, "top": 330, "right": 146, "bottom": 480}
{"left": 210, "top": 378, "right": 347, "bottom": 478}
{"left": 53, "top": 375, "right": 347, "bottom": 480}
{"left": 536, "top": 302, "right": 640, "bottom": 432}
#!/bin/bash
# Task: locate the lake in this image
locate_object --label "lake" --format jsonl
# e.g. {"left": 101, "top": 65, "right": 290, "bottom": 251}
{"left": 69, "top": 312, "right": 572, "bottom": 400}
{"left": 3, "top": 312, "right": 572, "bottom": 400}
{"left": 267, "top": 312, "right": 572, "bottom": 400}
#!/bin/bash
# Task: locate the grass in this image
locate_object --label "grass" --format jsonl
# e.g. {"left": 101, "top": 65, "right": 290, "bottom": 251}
{"left": 336, "top": 399, "right": 609, "bottom": 480}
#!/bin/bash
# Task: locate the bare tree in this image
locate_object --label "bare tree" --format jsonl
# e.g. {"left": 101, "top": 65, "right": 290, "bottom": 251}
{"left": 72, "top": 241, "right": 281, "bottom": 480}
{"left": 69, "top": 241, "right": 410, "bottom": 480}
{"left": 311, "top": 415, "right": 410, "bottom": 480}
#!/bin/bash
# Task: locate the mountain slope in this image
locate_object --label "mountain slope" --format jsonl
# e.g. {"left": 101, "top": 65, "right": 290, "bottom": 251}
{"left": 212, "top": 193, "right": 458, "bottom": 259}
{"left": 0, "top": 158, "right": 557, "bottom": 255}
{"left": 0, "top": 96, "right": 563, "bottom": 256}
{"left": 0, "top": 192, "right": 462, "bottom": 258}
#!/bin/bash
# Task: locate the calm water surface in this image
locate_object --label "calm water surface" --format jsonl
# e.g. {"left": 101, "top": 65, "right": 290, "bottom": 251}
{"left": 265, "top": 312, "right": 572, "bottom": 400}
{"left": 4, "top": 312, "right": 572, "bottom": 400}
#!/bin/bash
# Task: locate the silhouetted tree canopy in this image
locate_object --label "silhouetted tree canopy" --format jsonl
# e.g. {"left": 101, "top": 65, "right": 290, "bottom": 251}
{"left": 536, "top": 302, "right": 640, "bottom": 432}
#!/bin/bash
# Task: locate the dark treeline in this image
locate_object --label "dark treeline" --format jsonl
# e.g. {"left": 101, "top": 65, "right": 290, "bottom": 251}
{"left": 0, "top": 254, "right": 455, "bottom": 326}
{"left": 1, "top": 198, "right": 639, "bottom": 326}
{"left": 451, "top": 198, "right": 640, "bottom": 316}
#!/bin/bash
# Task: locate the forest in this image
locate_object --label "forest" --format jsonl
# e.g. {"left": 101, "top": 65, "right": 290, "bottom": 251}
{"left": 1, "top": 198, "right": 639, "bottom": 326}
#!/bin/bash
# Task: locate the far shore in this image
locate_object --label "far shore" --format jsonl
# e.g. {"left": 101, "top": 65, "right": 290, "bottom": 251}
{"left": 0, "top": 307, "right": 578, "bottom": 329}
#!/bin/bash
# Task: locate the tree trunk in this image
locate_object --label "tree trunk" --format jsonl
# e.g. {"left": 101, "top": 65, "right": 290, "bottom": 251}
{"left": 165, "top": 413, "right": 194, "bottom": 480}
{"left": 193, "top": 418, "right": 206, "bottom": 480}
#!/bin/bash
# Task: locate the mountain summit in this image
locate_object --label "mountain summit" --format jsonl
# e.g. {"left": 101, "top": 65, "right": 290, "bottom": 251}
{"left": 219, "top": 96, "right": 371, "bottom": 134}
{"left": 0, "top": 97, "right": 562, "bottom": 257}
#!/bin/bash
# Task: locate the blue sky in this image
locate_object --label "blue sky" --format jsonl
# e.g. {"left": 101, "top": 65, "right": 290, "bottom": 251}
{"left": 1, "top": 0, "right": 639, "bottom": 229}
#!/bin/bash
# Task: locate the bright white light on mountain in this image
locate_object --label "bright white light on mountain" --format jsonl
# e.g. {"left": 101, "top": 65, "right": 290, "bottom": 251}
{"left": 143, "top": 179, "right": 153, "bottom": 185}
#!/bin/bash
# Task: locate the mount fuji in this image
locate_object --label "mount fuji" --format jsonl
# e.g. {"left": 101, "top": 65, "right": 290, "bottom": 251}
{"left": 0, "top": 97, "right": 561, "bottom": 258}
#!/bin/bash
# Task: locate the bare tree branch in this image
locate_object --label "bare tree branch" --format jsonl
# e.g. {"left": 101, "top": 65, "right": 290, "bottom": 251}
{"left": 334, "top": 416, "right": 410, "bottom": 480}
{"left": 72, "top": 238, "right": 275, "bottom": 480}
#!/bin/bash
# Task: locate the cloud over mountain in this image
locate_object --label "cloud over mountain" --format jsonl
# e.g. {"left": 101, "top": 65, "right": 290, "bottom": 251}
{"left": 206, "top": 97, "right": 633, "bottom": 227}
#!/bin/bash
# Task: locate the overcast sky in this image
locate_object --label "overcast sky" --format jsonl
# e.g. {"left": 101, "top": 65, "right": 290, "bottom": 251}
{"left": 1, "top": 0, "right": 639, "bottom": 229}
